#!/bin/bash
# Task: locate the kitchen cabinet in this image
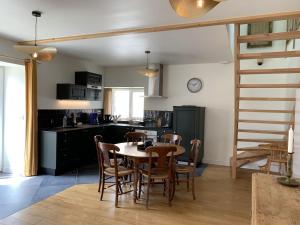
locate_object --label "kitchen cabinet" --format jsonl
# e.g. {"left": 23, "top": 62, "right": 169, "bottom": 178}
{"left": 75, "top": 71, "right": 102, "bottom": 88}
{"left": 57, "top": 84, "right": 102, "bottom": 101}
{"left": 39, "top": 127, "right": 105, "bottom": 175}
{"left": 173, "top": 106, "right": 205, "bottom": 164}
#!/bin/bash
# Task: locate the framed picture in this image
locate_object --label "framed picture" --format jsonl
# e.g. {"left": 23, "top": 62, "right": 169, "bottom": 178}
{"left": 247, "top": 22, "right": 273, "bottom": 48}
{"left": 286, "top": 18, "right": 300, "bottom": 48}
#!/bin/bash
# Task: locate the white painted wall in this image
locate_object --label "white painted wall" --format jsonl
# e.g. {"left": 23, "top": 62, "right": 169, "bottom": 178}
{"left": 2, "top": 65, "right": 26, "bottom": 175}
{"left": 104, "top": 66, "right": 147, "bottom": 88}
{"left": 146, "top": 63, "right": 234, "bottom": 166}
{"left": 0, "top": 67, "right": 4, "bottom": 171}
{"left": 0, "top": 37, "right": 104, "bottom": 110}
{"left": 38, "top": 55, "right": 104, "bottom": 109}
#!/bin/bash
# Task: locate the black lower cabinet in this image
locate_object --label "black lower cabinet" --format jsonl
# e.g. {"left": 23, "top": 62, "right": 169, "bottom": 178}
{"left": 173, "top": 106, "right": 205, "bottom": 164}
{"left": 39, "top": 127, "right": 105, "bottom": 175}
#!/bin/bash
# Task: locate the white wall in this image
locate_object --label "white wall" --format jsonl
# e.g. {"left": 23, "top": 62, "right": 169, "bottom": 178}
{"left": 0, "top": 37, "right": 104, "bottom": 110}
{"left": 38, "top": 55, "right": 104, "bottom": 109}
{"left": 0, "top": 67, "right": 4, "bottom": 171}
{"left": 146, "top": 63, "right": 234, "bottom": 166}
{"left": 104, "top": 66, "right": 147, "bottom": 88}
{"left": 2, "top": 65, "right": 26, "bottom": 174}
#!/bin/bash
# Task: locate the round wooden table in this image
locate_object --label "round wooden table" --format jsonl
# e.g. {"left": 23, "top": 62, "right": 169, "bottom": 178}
{"left": 114, "top": 142, "right": 185, "bottom": 203}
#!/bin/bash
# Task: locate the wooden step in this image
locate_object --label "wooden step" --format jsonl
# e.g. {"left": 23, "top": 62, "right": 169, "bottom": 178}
{"left": 239, "top": 109, "right": 294, "bottom": 113}
{"left": 237, "top": 138, "right": 287, "bottom": 143}
{"left": 238, "top": 129, "right": 288, "bottom": 135}
{"left": 237, "top": 151, "right": 269, "bottom": 160}
{"left": 238, "top": 119, "right": 294, "bottom": 125}
{"left": 237, "top": 146, "right": 271, "bottom": 152}
{"left": 239, "top": 68, "right": 300, "bottom": 75}
{"left": 238, "top": 31, "right": 300, "bottom": 43}
{"left": 239, "top": 97, "right": 296, "bottom": 101}
{"left": 236, "top": 158, "right": 264, "bottom": 168}
{"left": 238, "top": 51, "right": 300, "bottom": 59}
{"left": 238, "top": 84, "right": 300, "bottom": 88}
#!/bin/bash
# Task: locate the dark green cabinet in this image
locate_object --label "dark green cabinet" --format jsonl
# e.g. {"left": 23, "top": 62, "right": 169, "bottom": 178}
{"left": 173, "top": 106, "right": 205, "bottom": 164}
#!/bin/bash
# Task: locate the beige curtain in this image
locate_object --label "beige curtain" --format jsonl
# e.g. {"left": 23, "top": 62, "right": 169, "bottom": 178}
{"left": 24, "top": 59, "right": 38, "bottom": 176}
{"left": 103, "top": 88, "right": 112, "bottom": 115}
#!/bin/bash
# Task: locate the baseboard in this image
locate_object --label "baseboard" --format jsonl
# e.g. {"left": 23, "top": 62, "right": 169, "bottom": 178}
{"left": 203, "top": 159, "right": 230, "bottom": 166}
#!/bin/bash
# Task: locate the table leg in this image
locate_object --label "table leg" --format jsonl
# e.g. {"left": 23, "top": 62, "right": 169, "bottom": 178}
{"left": 133, "top": 159, "right": 138, "bottom": 203}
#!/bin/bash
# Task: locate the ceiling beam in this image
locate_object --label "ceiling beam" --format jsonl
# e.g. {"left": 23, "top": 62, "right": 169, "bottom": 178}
{"left": 18, "top": 10, "right": 300, "bottom": 45}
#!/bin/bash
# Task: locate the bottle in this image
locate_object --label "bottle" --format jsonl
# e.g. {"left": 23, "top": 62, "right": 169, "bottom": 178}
{"left": 63, "top": 115, "right": 67, "bottom": 128}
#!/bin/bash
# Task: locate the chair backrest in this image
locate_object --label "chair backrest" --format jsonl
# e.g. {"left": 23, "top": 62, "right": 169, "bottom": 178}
{"left": 145, "top": 146, "right": 177, "bottom": 176}
{"left": 124, "top": 132, "right": 147, "bottom": 143}
{"left": 189, "top": 139, "right": 202, "bottom": 170}
{"left": 94, "top": 135, "right": 103, "bottom": 172}
{"left": 97, "top": 142, "right": 120, "bottom": 170}
{"left": 162, "top": 133, "right": 182, "bottom": 145}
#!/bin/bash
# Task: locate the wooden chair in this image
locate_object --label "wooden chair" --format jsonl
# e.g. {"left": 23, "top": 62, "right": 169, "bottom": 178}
{"left": 138, "top": 145, "right": 177, "bottom": 208}
{"left": 161, "top": 133, "right": 182, "bottom": 145}
{"left": 175, "top": 139, "right": 201, "bottom": 200}
{"left": 259, "top": 143, "right": 288, "bottom": 174}
{"left": 94, "top": 135, "right": 103, "bottom": 192}
{"left": 124, "top": 131, "right": 147, "bottom": 143}
{"left": 98, "top": 142, "right": 134, "bottom": 207}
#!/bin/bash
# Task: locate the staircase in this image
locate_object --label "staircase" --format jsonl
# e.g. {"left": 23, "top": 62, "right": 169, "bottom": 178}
{"left": 231, "top": 22, "right": 300, "bottom": 179}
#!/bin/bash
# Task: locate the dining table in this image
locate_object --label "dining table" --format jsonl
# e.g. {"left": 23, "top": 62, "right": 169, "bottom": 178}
{"left": 114, "top": 142, "right": 185, "bottom": 203}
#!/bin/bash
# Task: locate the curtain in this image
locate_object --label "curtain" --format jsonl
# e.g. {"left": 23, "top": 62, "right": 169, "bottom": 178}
{"left": 103, "top": 88, "right": 112, "bottom": 115}
{"left": 24, "top": 59, "right": 38, "bottom": 176}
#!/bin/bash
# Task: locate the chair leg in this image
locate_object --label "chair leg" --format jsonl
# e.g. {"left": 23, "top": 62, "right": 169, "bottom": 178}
{"left": 167, "top": 179, "right": 172, "bottom": 207}
{"left": 186, "top": 173, "right": 190, "bottom": 192}
{"left": 163, "top": 179, "right": 166, "bottom": 196}
{"left": 115, "top": 177, "right": 119, "bottom": 208}
{"left": 98, "top": 173, "right": 102, "bottom": 192}
{"left": 100, "top": 174, "right": 105, "bottom": 201}
{"left": 138, "top": 173, "right": 142, "bottom": 199}
{"left": 146, "top": 178, "right": 151, "bottom": 209}
{"left": 192, "top": 175, "right": 196, "bottom": 200}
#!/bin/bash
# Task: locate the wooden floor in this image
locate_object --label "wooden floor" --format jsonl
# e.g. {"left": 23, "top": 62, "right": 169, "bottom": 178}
{"left": 0, "top": 166, "right": 252, "bottom": 225}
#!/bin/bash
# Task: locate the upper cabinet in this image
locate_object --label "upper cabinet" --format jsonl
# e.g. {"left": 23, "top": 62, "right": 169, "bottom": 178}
{"left": 57, "top": 71, "right": 103, "bottom": 101}
{"left": 75, "top": 72, "right": 102, "bottom": 90}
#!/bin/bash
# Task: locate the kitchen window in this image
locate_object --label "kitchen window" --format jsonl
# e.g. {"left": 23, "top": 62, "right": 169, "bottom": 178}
{"left": 111, "top": 88, "right": 144, "bottom": 121}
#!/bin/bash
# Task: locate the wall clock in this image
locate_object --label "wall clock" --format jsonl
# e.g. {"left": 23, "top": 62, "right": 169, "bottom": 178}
{"left": 187, "top": 78, "right": 203, "bottom": 93}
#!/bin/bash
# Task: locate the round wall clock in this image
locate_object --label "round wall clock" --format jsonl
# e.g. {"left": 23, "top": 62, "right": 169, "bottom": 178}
{"left": 187, "top": 78, "right": 203, "bottom": 93}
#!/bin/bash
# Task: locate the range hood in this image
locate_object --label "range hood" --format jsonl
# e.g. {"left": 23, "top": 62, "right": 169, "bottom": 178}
{"left": 144, "top": 64, "right": 166, "bottom": 98}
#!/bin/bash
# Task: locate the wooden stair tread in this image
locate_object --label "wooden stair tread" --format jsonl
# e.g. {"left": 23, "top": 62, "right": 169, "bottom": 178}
{"left": 238, "top": 129, "right": 288, "bottom": 135}
{"left": 239, "top": 68, "right": 300, "bottom": 74}
{"left": 238, "top": 51, "right": 300, "bottom": 59}
{"left": 238, "top": 109, "right": 294, "bottom": 113}
{"left": 237, "top": 151, "right": 269, "bottom": 160}
{"left": 237, "top": 138, "right": 287, "bottom": 143}
{"left": 238, "top": 31, "right": 300, "bottom": 43}
{"left": 238, "top": 84, "right": 300, "bottom": 88}
{"left": 238, "top": 97, "right": 296, "bottom": 101}
{"left": 238, "top": 119, "right": 294, "bottom": 125}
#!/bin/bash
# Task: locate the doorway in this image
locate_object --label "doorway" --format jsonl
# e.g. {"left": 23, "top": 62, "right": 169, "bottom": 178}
{"left": 0, "top": 61, "right": 25, "bottom": 176}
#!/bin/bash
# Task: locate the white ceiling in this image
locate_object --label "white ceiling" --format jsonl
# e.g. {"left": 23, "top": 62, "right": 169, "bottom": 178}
{"left": 0, "top": 0, "right": 300, "bottom": 66}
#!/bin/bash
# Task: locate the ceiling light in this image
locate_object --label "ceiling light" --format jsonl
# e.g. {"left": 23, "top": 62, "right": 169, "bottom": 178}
{"left": 169, "top": 0, "right": 221, "bottom": 18}
{"left": 14, "top": 10, "right": 57, "bottom": 61}
{"left": 137, "top": 51, "right": 158, "bottom": 78}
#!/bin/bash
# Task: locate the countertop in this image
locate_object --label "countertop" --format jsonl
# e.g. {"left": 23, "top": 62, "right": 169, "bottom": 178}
{"left": 40, "top": 123, "right": 172, "bottom": 132}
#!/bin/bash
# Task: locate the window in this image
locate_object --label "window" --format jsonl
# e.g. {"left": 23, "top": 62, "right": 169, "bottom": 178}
{"left": 111, "top": 88, "right": 144, "bottom": 121}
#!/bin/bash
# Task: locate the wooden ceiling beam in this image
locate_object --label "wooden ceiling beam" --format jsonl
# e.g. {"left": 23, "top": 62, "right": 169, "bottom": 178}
{"left": 18, "top": 10, "right": 300, "bottom": 45}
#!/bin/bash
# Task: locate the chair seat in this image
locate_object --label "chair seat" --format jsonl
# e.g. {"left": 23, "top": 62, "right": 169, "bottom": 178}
{"left": 176, "top": 165, "right": 194, "bottom": 173}
{"left": 104, "top": 166, "right": 133, "bottom": 177}
{"left": 140, "top": 168, "right": 169, "bottom": 179}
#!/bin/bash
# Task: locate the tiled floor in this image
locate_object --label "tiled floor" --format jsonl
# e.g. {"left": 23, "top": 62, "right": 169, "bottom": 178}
{"left": 0, "top": 166, "right": 100, "bottom": 219}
